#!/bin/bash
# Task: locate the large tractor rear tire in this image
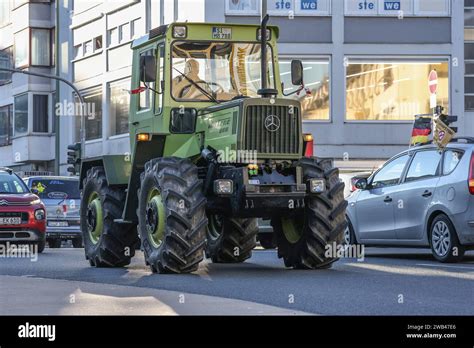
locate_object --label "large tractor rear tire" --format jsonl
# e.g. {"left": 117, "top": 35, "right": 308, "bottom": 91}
{"left": 206, "top": 216, "right": 258, "bottom": 263}
{"left": 272, "top": 158, "right": 347, "bottom": 269}
{"left": 138, "top": 157, "right": 207, "bottom": 274}
{"left": 81, "top": 167, "right": 139, "bottom": 267}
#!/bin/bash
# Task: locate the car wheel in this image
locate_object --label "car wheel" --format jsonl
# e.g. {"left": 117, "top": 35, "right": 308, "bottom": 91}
{"left": 72, "top": 237, "right": 83, "bottom": 248}
{"left": 429, "top": 215, "right": 465, "bottom": 263}
{"left": 37, "top": 241, "right": 45, "bottom": 253}
{"left": 48, "top": 239, "right": 62, "bottom": 249}
{"left": 343, "top": 219, "right": 357, "bottom": 245}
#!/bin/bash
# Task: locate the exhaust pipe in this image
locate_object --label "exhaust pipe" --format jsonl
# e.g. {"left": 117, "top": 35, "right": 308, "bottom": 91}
{"left": 257, "top": 15, "right": 277, "bottom": 98}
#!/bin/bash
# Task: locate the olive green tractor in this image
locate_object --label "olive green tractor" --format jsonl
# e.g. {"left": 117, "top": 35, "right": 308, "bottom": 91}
{"left": 69, "top": 16, "right": 347, "bottom": 273}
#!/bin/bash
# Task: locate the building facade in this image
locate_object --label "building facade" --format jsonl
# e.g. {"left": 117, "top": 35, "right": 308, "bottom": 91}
{"left": 0, "top": 0, "right": 468, "bottom": 174}
{"left": 0, "top": 0, "right": 57, "bottom": 173}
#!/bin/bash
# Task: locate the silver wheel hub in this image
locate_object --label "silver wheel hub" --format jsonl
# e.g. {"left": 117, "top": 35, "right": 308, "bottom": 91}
{"left": 343, "top": 226, "right": 351, "bottom": 245}
{"left": 432, "top": 221, "right": 451, "bottom": 257}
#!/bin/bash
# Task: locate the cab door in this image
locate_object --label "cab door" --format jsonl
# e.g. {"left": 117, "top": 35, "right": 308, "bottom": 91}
{"left": 355, "top": 154, "right": 410, "bottom": 241}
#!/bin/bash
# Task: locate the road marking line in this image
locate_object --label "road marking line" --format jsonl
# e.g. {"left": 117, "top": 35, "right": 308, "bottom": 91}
{"left": 417, "top": 263, "right": 474, "bottom": 271}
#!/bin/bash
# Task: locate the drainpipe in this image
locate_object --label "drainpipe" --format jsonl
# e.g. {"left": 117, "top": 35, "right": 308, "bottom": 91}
{"left": 54, "top": 0, "right": 60, "bottom": 175}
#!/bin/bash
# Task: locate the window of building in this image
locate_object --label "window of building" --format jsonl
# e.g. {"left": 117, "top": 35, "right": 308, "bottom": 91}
{"left": 225, "top": 0, "right": 260, "bottom": 15}
{"left": 109, "top": 78, "right": 131, "bottom": 136}
{"left": 14, "top": 94, "right": 28, "bottom": 136}
{"left": 33, "top": 95, "right": 49, "bottom": 133}
{"left": 108, "top": 27, "right": 118, "bottom": 46}
{"left": 119, "top": 23, "right": 130, "bottom": 43}
{"left": 83, "top": 40, "right": 93, "bottom": 55}
{"left": 14, "top": 29, "right": 29, "bottom": 68}
{"left": 31, "top": 28, "right": 51, "bottom": 66}
{"left": 405, "top": 150, "right": 442, "bottom": 182}
{"left": 94, "top": 36, "right": 103, "bottom": 51}
{"left": 0, "top": 0, "right": 12, "bottom": 26}
{"left": 131, "top": 18, "right": 141, "bottom": 39}
{"left": 279, "top": 58, "right": 330, "bottom": 121}
{"left": 345, "top": 59, "right": 449, "bottom": 121}
{"left": 0, "top": 47, "right": 13, "bottom": 85}
{"left": 0, "top": 105, "right": 13, "bottom": 146}
{"left": 83, "top": 88, "right": 102, "bottom": 141}
{"left": 466, "top": 3, "right": 474, "bottom": 110}
{"left": 73, "top": 44, "right": 82, "bottom": 60}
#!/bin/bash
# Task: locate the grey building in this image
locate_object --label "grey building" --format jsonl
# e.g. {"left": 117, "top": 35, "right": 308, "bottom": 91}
{"left": 0, "top": 0, "right": 470, "bottom": 174}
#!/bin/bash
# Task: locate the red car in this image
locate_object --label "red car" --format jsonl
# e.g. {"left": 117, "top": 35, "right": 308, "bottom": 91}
{"left": 0, "top": 168, "right": 46, "bottom": 253}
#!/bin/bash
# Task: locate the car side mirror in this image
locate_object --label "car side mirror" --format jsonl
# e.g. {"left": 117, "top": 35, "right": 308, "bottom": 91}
{"left": 31, "top": 188, "right": 39, "bottom": 195}
{"left": 355, "top": 178, "right": 369, "bottom": 190}
{"left": 140, "top": 55, "right": 156, "bottom": 83}
{"left": 291, "top": 60, "right": 304, "bottom": 86}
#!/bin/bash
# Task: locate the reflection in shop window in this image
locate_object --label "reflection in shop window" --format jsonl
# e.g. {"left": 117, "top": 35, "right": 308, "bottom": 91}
{"left": 109, "top": 78, "right": 131, "bottom": 136}
{"left": 345, "top": 60, "right": 449, "bottom": 121}
{"left": 279, "top": 59, "right": 330, "bottom": 120}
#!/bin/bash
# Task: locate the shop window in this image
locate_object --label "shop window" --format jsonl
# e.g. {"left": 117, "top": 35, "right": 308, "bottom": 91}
{"left": 345, "top": 60, "right": 449, "bottom": 121}
{"left": 279, "top": 59, "right": 330, "bottom": 121}
{"left": 109, "top": 78, "right": 131, "bottom": 136}
{"left": 14, "top": 94, "right": 28, "bottom": 136}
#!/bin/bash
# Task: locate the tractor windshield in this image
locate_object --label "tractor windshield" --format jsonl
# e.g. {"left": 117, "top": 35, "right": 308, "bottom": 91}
{"left": 171, "top": 41, "right": 275, "bottom": 102}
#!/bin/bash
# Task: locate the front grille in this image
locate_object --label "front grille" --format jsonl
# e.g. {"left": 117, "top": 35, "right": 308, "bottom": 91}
{"left": 243, "top": 105, "right": 300, "bottom": 155}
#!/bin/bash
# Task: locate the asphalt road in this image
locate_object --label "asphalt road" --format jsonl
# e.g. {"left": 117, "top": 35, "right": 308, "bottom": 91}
{"left": 0, "top": 247, "right": 473, "bottom": 315}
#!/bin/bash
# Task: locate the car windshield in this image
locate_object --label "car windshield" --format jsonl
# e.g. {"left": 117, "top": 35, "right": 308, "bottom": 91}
{"left": 171, "top": 41, "right": 275, "bottom": 102}
{"left": 0, "top": 173, "right": 28, "bottom": 194}
{"left": 30, "top": 179, "right": 80, "bottom": 200}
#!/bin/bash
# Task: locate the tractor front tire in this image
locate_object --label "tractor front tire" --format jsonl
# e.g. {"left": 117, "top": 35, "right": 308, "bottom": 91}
{"left": 272, "top": 158, "right": 347, "bottom": 269}
{"left": 206, "top": 216, "right": 258, "bottom": 263}
{"left": 81, "top": 167, "right": 138, "bottom": 267}
{"left": 138, "top": 157, "right": 207, "bottom": 274}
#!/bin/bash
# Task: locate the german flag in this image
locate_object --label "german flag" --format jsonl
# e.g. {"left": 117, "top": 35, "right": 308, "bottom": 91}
{"left": 411, "top": 116, "right": 432, "bottom": 146}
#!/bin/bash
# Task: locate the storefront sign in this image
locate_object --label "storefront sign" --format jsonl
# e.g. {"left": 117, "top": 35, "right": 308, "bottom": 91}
{"left": 225, "top": 0, "right": 331, "bottom": 16}
{"left": 344, "top": 0, "right": 449, "bottom": 16}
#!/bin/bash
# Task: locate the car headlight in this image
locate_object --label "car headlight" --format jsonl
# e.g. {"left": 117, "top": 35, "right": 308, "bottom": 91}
{"left": 34, "top": 209, "right": 46, "bottom": 221}
{"left": 30, "top": 198, "right": 41, "bottom": 205}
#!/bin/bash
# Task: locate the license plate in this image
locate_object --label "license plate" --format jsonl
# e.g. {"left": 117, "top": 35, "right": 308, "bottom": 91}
{"left": 0, "top": 217, "right": 21, "bottom": 225}
{"left": 48, "top": 221, "right": 69, "bottom": 227}
{"left": 212, "top": 27, "right": 232, "bottom": 40}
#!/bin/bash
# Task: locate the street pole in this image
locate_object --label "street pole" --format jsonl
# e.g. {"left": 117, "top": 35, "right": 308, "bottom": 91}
{"left": 0, "top": 67, "right": 86, "bottom": 166}
{"left": 55, "top": 0, "right": 60, "bottom": 175}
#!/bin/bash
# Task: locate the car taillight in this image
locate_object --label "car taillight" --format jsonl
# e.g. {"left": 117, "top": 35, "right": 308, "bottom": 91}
{"left": 303, "top": 133, "right": 314, "bottom": 157}
{"left": 469, "top": 153, "right": 474, "bottom": 195}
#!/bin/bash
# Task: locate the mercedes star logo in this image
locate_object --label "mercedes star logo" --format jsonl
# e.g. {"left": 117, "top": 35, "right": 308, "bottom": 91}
{"left": 0, "top": 199, "right": 8, "bottom": 206}
{"left": 264, "top": 114, "right": 280, "bottom": 132}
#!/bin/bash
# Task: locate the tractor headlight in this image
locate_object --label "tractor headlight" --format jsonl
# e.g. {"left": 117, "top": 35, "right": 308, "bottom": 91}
{"left": 34, "top": 209, "right": 46, "bottom": 221}
{"left": 173, "top": 26, "right": 187, "bottom": 38}
{"left": 257, "top": 28, "right": 271, "bottom": 41}
{"left": 309, "top": 179, "right": 326, "bottom": 194}
{"left": 214, "top": 179, "right": 233, "bottom": 195}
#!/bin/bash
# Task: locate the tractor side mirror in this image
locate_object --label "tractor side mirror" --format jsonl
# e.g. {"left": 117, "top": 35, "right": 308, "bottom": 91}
{"left": 140, "top": 55, "right": 157, "bottom": 83}
{"left": 291, "top": 60, "right": 304, "bottom": 86}
{"left": 355, "top": 178, "right": 368, "bottom": 190}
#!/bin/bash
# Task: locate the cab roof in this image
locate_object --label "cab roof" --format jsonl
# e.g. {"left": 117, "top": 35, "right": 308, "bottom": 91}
{"left": 132, "top": 22, "right": 280, "bottom": 49}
